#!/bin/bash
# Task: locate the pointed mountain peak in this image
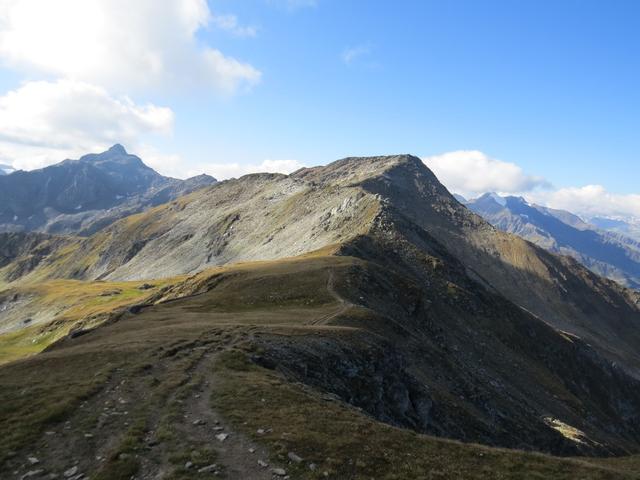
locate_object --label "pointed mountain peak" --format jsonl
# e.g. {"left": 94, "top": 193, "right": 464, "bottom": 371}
{"left": 78, "top": 144, "right": 144, "bottom": 166}
{"left": 474, "top": 192, "right": 506, "bottom": 207}
{"left": 107, "top": 144, "right": 128, "bottom": 155}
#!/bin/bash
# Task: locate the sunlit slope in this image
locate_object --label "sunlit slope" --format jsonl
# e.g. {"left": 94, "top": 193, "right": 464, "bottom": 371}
{"left": 0, "top": 277, "right": 178, "bottom": 364}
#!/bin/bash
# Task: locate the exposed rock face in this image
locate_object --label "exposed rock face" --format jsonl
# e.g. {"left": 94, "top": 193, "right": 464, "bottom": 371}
{"left": 253, "top": 335, "right": 435, "bottom": 433}
{"left": 0, "top": 145, "right": 216, "bottom": 235}
{"left": 467, "top": 193, "right": 640, "bottom": 289}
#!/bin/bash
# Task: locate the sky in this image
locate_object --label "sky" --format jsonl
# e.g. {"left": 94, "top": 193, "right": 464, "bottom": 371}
{"left": 0, "top": 0, "right": 639, "bottom": 219}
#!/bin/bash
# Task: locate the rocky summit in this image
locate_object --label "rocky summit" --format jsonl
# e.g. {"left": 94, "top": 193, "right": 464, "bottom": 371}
{"left": 1, "top": 153, "right": 640, "bottom": 479}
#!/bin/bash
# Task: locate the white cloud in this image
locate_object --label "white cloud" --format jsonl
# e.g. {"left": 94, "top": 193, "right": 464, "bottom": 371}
{"left": 422, "top": 150, "right": 549, "bottom": 198}
{"left": 0, "top": 79, "right": 173, "bottom": 170}
{"left": 135, "top": 145, "right": 184, "bottom": 178}
{"left": 0, "top": 0, "right": 261, "bottom": 94}
{"left": 341, "top": 45, "right": 371, "bottom": 65}
{"left": 186, "top": 158, "right": 305, "bottom": 180}
{"left": 424, "top": 150, "right": 640, "bottom": 222}
{"left": 211, "top": 14, "right": 257, "bottom": 38}
{"left": 527, "top": 186, "right": 640, "bottom": 220}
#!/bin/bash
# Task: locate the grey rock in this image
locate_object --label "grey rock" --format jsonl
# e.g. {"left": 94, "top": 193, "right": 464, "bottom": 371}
{"left": 287, "top": 452, "right": 303, "bottom": 463}
{"left": 63, "top": 466, "right": 78, "bottom": 477}
{"left": 21, "top": 470, "right": 44, "bottom": 480}
{"left": 197, "top": 464, "right": 218, "bottom": 473}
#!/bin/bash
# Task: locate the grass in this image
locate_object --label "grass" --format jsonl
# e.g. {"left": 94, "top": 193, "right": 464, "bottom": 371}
{"left": 0, "top": 350, "right": 116, "bottom": 464}
{"left": 0, "top": 326, "right": 57, "bottom": 364}
{"left": 0, "top": 277, "right": 179, "bottom": 365}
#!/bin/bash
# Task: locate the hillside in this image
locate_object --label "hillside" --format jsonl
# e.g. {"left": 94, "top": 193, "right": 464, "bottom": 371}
{"left": 2, "top": 154, "right": 640, "bottom": 478}
{"left": 467, "top": 193, "right": 640, "bottom": 289}
{"left": 0, "top": 145, "right": 216, "bottom": 235}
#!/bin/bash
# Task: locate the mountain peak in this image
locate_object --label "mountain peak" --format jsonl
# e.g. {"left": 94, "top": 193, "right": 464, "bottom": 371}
{"left": 292, "top": 153, "right": 429, "bottom": 188}
{"left": 107, "top": 144, "right": 127, "bottom": 155}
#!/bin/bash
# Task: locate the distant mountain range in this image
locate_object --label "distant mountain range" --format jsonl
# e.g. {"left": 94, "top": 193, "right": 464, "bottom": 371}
{"left": 590, "top": 216, "right": 640, "bottom": 242}
{"left": 466, "top": 192, "right": 640, "bottom": 289}
{"left": 0, "top": 145, "right": 216, "bottom": 235}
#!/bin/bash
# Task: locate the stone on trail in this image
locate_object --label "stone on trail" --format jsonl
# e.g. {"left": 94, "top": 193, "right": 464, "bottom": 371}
{"left": 63, "top": 466, "right": 78, "bottom": 477}
{"left": 197, "top": 464, "right": 218, "bottom": 473}
{"left": 287, "top": 452, "right": 303, "bottom": 463}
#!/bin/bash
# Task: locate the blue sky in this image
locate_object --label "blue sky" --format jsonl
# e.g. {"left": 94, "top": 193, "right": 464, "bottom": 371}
{"left": 0, "top": 0, "right": 639, "bottom": 217}
{"left": 176, "top": 0, "right": 640, "bottom": 192}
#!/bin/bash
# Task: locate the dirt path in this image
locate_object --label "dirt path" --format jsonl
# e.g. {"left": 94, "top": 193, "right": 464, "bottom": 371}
{"left": 5, "top": 329, "right": 291, "bottom": 480}
{"left": 311, "top": 270, "right": 351, "bottom": 326}
{"left": 176, "top": 350, "right": 280, "bottom": 479}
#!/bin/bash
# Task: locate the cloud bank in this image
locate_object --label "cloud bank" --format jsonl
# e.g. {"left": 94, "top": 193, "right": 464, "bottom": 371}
{"left": 185, "top": 158, "right": 305, "bottom": 180}
{"left": 0, "top": 0, "right": 261, "bottom": 94}
{"left": 527, "top": 186, "right": 640, "bottom": 220}
{"left": 423, "top": 150, "right": 549, "bottom": 198}
{"left": 0, "top": 0, "right": 261, "bottom": 170}
{"left": 0, "top": 79, "right": 173, "bottom": 170}
{"left": 423, "top": 150, "right": 640, "bottom": 221}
